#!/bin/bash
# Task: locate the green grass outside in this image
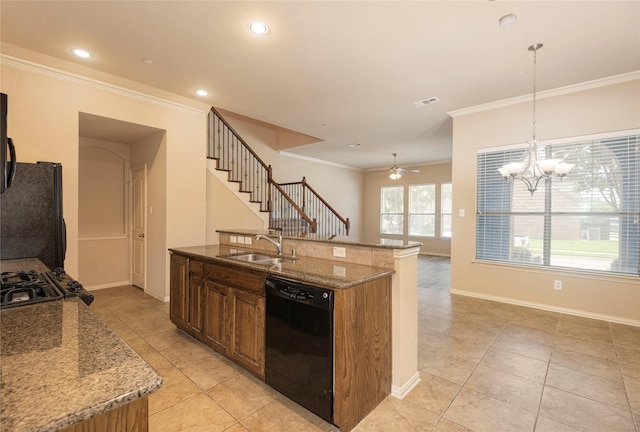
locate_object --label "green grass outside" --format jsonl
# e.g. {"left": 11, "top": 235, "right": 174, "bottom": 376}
{"left": 528, "top": 238, "right": 619, "bottom": 257}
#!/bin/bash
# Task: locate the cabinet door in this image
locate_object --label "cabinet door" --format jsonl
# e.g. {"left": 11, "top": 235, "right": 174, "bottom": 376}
{"left": 203, "top": 280, "right": 230, "bottom": 353}
{"left": 188, "top": 274, "right": 204, "bottom": 339}
{"left": 169, "top": 254, "right": 189, "bottom": 330}
{"left": 229, "top": 289, "right": 265, "bottom": 378}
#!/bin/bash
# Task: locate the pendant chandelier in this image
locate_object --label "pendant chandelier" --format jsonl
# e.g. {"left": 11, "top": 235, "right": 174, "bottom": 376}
{"left": 498, "top": 43, "right": 574, "bottom": 195}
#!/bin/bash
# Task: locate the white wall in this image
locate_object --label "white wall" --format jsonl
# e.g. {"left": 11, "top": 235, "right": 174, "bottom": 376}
{"left": 207, "top": 111, "right": 364, "bottom": 242}
{"left": 78, "top": 138, "right": 130, "bottom": 288}
{"left": 1, "top": 45, "right": 208, "bottom": 301}
{"left": 450, "top": 76, "right": 640, "bottom": 324}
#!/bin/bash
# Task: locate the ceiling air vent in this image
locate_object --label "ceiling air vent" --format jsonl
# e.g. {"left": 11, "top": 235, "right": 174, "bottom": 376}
{"left": 413, "top": 97, "right": 440, "bottom": 107}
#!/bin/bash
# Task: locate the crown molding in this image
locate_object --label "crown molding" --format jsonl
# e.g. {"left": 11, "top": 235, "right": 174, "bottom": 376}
{"left": 0, "top": 53, "right": 208, "bottom": 116}
{"left": 448, "top": 71, "right": 640, "bottom": 118}
{"left": 278, "top": 151, "right": 361, "bottom": 171}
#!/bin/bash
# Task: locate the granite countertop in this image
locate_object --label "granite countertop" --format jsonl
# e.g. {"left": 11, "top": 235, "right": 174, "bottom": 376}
{"left": 0, "top": 298, "right": 162, "bottom": 432}
{"left": 0, "top": 258, "right": 52, "bottom": 273}
{"left": 170, "top": 244, "right": 395, "bottom": 289}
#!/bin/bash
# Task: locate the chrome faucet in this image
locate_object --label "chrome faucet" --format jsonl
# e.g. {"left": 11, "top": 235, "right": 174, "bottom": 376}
{"left": 255, "top": 231, "right": 283, "bottom": 255}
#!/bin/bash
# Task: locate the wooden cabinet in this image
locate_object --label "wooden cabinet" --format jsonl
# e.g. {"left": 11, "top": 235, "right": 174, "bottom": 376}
{"left": 169, "top": 253, "right": 266, "bottom": 378}
{"left": 169, "top": 250, "right": 391, "bottom": 431}
{"left": 169, "top": 254, "right": 188, "bottom": 330}
{"left": 62, "top": 397, "right": 148, "bottom": 432}
{"left": 203, "top": 279, "right": 230, "bottom": 352}
{"left": 229, "top": 288, "right": 265, "bottom": 376}
{"left": 202, "top": 261, "right": 266, "bottom": 377}
{"left": 333, "top": 277, "right": 392, "bottom": 432}
{"left": 188, "top": 272, "right": 205, "bottom": 338}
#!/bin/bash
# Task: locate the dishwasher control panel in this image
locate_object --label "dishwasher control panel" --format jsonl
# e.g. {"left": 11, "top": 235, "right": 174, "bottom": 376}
{"left": 265, "top": 277, "right": 333, "bottom": 310}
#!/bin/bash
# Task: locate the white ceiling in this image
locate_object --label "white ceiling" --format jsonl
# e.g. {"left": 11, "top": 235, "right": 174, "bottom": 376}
{"left": 1, "top": 1, "right": 638, "bottom": 170}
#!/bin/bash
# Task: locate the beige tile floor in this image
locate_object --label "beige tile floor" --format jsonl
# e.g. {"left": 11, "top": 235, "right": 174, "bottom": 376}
{"left": 91, "top": 256, "right": 640, "bottom": 432}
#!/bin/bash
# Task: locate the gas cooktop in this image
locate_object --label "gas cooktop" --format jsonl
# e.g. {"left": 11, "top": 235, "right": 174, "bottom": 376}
{"left": 0, "top": 268, "right": 93, "bottom": 309}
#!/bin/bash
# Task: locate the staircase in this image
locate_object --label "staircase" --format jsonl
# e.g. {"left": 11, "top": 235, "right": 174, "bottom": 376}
{"left": 207, "top": 107, "right": 350, "bottom": 238}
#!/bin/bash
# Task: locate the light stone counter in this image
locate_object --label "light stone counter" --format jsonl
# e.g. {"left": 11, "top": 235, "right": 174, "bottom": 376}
{"left": 0, "top": 298, "right": 162, "bottom": 432}
{"left": 169, "top": 244, "right": 395, "bottom": 289}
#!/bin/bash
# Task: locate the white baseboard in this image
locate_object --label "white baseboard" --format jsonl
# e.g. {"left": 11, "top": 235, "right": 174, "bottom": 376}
{"left": 391, "top": 372, "right": 421, "bottom": 399}
{"left": 86, "top": 281, "right": 131, "bottom": 291}
{"left": 450, "top": 289, "right": 640, "bottom": 328}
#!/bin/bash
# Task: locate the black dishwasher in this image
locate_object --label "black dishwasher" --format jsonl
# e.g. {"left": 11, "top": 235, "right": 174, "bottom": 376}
{"left": 265, "top": 276, "right": 334, "bottom": 424}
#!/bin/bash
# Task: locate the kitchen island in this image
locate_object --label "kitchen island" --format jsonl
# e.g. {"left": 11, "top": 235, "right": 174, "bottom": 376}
{"left": 171, "top": 243, "right": 395, "bottom": 289}
{"left": 213, "top": 229, "right": 423, "bottom": 401}
{"left": 169, "top": 238, "right": 404, "bottom": 431}
{"left": 0, "top": 287, "right": 162, "bottom": 431}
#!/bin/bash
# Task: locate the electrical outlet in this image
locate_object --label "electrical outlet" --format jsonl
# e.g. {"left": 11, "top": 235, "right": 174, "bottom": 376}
{"left": 554, "top": 280, "right": 562, "bottom": 290}
{"left": 333, "top": 247, "right": 346, "bottom": 258}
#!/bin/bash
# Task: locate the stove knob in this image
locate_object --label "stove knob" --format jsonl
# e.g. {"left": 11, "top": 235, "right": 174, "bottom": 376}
{"left": 67, "top": 281, "right": 80, "bottom": 292}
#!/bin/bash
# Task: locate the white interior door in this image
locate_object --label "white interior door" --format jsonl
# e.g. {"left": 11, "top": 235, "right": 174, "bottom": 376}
{"left": 131, "top": 166, "right": 146, "bottom": 289}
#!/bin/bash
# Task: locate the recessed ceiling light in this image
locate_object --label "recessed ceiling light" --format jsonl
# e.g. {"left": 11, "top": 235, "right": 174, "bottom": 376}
{"left": 499, "top": 13, "right": 518, "bottom": 29}
{"left": 348, "top": 143, "right": 362, "bottom": 148}
{"left": 195, "top": 89, "right": 208, "bottom": 96}
{"left": 143, "top": 58, "right": 153, "bottom": 65}
{"left": 73, "top": 48, "right": 92, "bottom": 59}
{"left": 249, "top": 21, "right": 269, "bottom": 35}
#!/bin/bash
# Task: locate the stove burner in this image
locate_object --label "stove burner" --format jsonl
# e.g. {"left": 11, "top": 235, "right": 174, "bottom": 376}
{"left": 0, "top": 270, "right": 64, "bottom": 308}
{"left": 0, "top": 268, "right": 94, "bottom": 309}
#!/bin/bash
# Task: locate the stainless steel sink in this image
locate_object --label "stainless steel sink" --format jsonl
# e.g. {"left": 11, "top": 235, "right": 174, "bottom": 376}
{"left": 227, "top": 253, "right": 274, "bottom": 262}
{"left": 224, "top": 253, "right": 295, "bottom": 266}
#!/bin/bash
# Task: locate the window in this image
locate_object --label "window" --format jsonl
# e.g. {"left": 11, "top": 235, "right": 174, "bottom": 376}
{"left": 441, "top": 183, "right": 452, "bottom": 238}
{"left": 409, "top": 184, "right": 436, "bottom": 236}
{"left": 380, "top": 186, "right": 403, "bottom": 235}
{"left": 476, "top": 131, "right": 639, "bottom": 276}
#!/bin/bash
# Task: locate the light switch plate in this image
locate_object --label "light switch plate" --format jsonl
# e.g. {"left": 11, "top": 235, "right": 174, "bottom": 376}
{"left": 244, "top": 236, "right": 252, "bottom": 245}
{"left": 333, "top": 247, "right": 346, "bottom": 258}
{"left": 230, "top": 235, "right": 237, "bottom": 244}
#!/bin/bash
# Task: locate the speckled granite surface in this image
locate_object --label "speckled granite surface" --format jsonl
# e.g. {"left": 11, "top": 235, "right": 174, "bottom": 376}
{"left": 0, "top": 258, "right": 51, "bottom": 273}
{"left": 0, "top": 298, "right": 162, "bottom": 432}
{"left": 169, "top": 244, "right": 394, "bottom": 289}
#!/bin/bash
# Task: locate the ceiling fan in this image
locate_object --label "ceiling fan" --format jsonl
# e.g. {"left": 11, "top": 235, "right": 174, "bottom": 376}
{"left": 381, "top": 153, "right": 419, "bottom": 180}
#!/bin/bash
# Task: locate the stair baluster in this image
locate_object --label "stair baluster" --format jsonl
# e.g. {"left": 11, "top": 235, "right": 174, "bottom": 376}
{"left": 207, "top": 107, "right": 349, "bottom": 238}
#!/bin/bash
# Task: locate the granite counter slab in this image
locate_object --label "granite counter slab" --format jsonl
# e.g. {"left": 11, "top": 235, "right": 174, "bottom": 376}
{"left": 170, "top": 244, "right": 394, "bottom": 289}
{"left": 0, "top": 298, "right": 162, "bottom": 432}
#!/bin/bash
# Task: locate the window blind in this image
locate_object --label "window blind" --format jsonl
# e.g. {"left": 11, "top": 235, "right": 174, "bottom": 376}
{"left": 476, "top": 131, "right": 639, "bottom": 276}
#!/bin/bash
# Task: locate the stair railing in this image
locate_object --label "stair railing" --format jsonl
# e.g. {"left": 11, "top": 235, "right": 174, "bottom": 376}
{"left": 207, "top": 107, "right": 349, "bottom": 238}
{"left": 279, "top": 178, "right": 350, "bottom": 238}
{"left": 208, "top": 107, "right": 271, "bottom": 211}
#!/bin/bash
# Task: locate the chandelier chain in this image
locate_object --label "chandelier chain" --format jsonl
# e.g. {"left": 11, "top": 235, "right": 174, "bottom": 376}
{"left": 532, "top": 45, "right": 538, "bottom": 142}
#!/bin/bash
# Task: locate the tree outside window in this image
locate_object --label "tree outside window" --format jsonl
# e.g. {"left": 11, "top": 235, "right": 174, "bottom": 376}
{"left": 380, "top": 186, "right": 403, "bottom": 235}
{"left": 476, "top": 131, "right": 639, "bottom": 276}
{"left": 409, "top": 184, "right": 436, "bottom": 237}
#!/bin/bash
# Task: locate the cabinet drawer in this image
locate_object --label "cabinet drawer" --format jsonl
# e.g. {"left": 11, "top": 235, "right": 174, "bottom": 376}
{"left": 204, "top": 263, "right": 265, "bottom": 293}
{"left": 190, "top": 260, "right": 204, "bottom": 275}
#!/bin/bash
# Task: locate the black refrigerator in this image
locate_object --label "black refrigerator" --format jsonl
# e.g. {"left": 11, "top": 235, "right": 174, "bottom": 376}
{"left": 0, "top": 161, "right": 66, "bottom": 270}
